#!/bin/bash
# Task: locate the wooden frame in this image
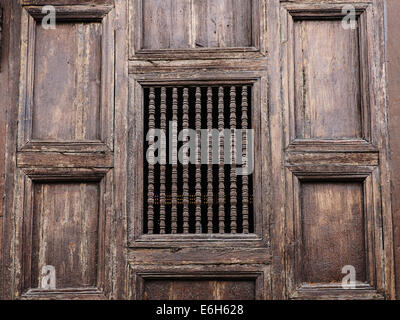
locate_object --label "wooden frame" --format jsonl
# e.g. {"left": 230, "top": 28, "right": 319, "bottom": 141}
{"left": 0, "top": 6, "right": 3, "bottom": 73}
{"left": 281, "top": 2, "right": 376, "bottom": 152}
{"left": 285, "top": 165, "right": 385, "bottom": 300}
{"left": 127, "top": 72, "right": 268, "bottom": 248}
{"left": 1, "top": 0, "right": 394, "bottom": 300}
{"left": 128, "top": 0, "right": 266, "bottom": 60}
{"left": 17, "top": 5, "right": 115, "bottom": 152}
{"left": 0, "top": 0, "right": 129, "bottom": 300}
{"left": 128, "top": 263, "right": 268, "bottom": 300}
{"left": 268, "top": 0, "right": 395, "bottom": 299}
{"left": 13, "top": 167, "right": 112, "bottom": 300}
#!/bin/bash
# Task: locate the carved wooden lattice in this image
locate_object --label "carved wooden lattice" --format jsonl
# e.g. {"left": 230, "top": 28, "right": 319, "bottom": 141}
{"left": 143, "top": 85, "right": 254, "bottom": 234}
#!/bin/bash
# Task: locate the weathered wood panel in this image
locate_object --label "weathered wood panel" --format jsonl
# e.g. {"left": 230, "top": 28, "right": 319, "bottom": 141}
{"left": 0, "top": 0, "right": 395, "bottom": 301}
{"left": 143, "top": 279, "right": 255, "bottom": 300}
{"left": 294, "top": 19, "right": 362, "bottom": 139}
{"left": 194, "top": 0, "right": 252, "bottom": 48}
{"left": 1, "top": 0, "right": 22, "bottom": 300}
{"left": 32, "top": 22, "right": 102, "bottom": 141}
{"left": 140, "top": 0, "right": 253, "bottom": 50}
{"left": 142, "top": 0, "right": 191, "bottom": 50}
{"left": 300, "top": 182, "right": 366, "bottom": 284}
{"left": 387, "top": 0, "right": 400, "bottom": 299}
{"left": 0, "top": 4, "right": 6, "bottom": 267}
{"left": 31, "top": 182, "right": 99, "bottom": 289}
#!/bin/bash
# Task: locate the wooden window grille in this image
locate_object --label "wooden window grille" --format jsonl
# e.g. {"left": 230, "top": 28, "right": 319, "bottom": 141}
{"left": 143, "top": 85, "right": 254, "bottom": 234}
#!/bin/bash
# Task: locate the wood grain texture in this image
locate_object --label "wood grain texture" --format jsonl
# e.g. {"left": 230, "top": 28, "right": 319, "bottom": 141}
{"left": 294, "top": 19, "right": 361, "bottom": 139}
{"left": 300, "top": 182, "right": 366, "bottom": 284}
{"left": 32, "top": 22, "right": 101, "bottom": 141}
{"left": 1, "top": 0, "right": 396, "bottom": 301}
{"left": 387, "top": 0, "right": 400, "bottom": 299}
{"left": 31, "top": 182, "right": 100, "bottom": 289}
{"left": 1, "top": 0, "right": 22, "bottom": 300}
{"left": 7, "top": 3, "right": 118, "bottom": 300}
{"left": 22, "top": 0, "right": 113, "bottom": 5}
{"left": 142, "top": 0, "right": 191, "bottom": 50}
{"left": 194, "top": 0, "right": 252, "bottom": 48}
{"left": 280, "top": 0, "right": 394, "bottom": 300}
{"left": 139, "top": 0, "right": 253, "bottom": 50}
{"left": 143, "top": 279, "right": 255, "bottom": 300}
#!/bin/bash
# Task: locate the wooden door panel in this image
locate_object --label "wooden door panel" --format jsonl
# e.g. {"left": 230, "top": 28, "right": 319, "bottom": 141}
{"left": 193, "top": 0, "right": 253, "bottom": 49}
{"left": 141, "top": 0, "right": 192, "bottom": 50}
{"left": 143, "top": 279, "right": 255, "bottom": 300}
{"left": 32, "top": 22, "right": 102, "bottom": 141}
{"left": 130, "top": 0, "right": 266, "bottom": 60}
{"left": 139, "top": 0, "right": 253, "bottom": 50}
{"left": 17, "top": 5, "right": 114, "bottom": 151}
{"left": 0, "top": 0, "right": 396, "bottom": 300}
{"left": 294, "top": 19, "right": 362, "bottom": 139}
{"left": 279, "top": 0, "right": 394, "bottom": 299}
{"left": 17, "top": 168, "right": 111, "bottom": 299}
{"left": 6, "top": 3, "right": 118, "bottom": 300}
{"left": 300, "top": 182, "right": 366, "bottom": 284}
{"left": 31, "top": 182, "right": 100, "bottom": 289}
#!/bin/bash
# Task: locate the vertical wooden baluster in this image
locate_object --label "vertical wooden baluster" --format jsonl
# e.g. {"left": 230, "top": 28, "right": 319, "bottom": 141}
{"left": 147, "top": 87, "right": 155, "bottom": 234}
{"left": 195, "top": 87, "right": 202, "bottom": 233}
{"left": 207, "top": 87, "right": 213, "bottom": 233}
{"left": 230, "top": 86, "right": 237, "bottom": 234}
{"left": 242, "top": 86, "right": 249, "bottom": 234}
{"left": 183, "top": 88, "right": 190, "bottom": 233}
{"left": 171, "top": 88, "right": 178, "bottom": 234}
{"left": 218, "top": 87, "right": 225, "bottom": 233}
{"left": 160, "top": 87, "right": 167, "bottom": 234}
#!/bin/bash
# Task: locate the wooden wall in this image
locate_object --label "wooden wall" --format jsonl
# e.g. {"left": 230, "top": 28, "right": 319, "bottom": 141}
{"left": 387, "top": 0, "right": 400, "bottom": 299}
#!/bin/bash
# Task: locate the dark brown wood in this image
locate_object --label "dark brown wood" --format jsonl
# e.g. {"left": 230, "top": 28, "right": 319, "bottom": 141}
{"left": 294, "top": 19, "right": 362, "bottom": 139}
{"left": 229, "top": 86, "right": 237, "bottom": 233}
{"left": 0, "top": 0, "right": 397, "bottom": 301}
{"left": 129, "top": 264, "right": 267, "bottom": 300}
{"left": 387, "top": 0, "right": 400, "bottom": 299}
{"left": 182, "top": 88, "right": 190, "bottom": 234}
{"left": 301, "top": 182, "right": 366, "bottom": 283}
{"left": 1, "top": 2, "right": 123, "bottom": 300}
{"left": 279, "top": 0, "right": 394, "bottom": 300}
{"left": 130, "top": 0, "right": 266, "bottom": 59}
{"left": 195, "top": 87, "right": 202, "bottom": 234}
{"left": 218, "top": 87, "right": 225, "bottom": 234}
{"left": 171, "top": 88, "right": 178, "bottom": 234}
{"left": 143, "top": 279, "right": 255, "bottom": 300}
{"left": 147, "top": 88, "right": 155, "bottom": 235}
{"left": 160, "top": 87, "right": 167, "bottom": 234}
{"left": 0, "top": 6, "right": 3, "bottom": 73}
{"left": 0, "top": 1, "right": 5, "bottom": 301}
{"left": 1, "top": 0, "right": 22, "bottom": 300}
{"left": 241, "top": 86, "right": 249, "bottom": 234}
{"left": 31, "top": 182, "right": 100, "bottom": 289}
{"left": 206, "top": 87, "right": 213, "bottom": 234}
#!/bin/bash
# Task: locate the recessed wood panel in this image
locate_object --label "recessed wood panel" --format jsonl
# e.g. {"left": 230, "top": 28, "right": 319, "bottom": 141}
{"left": 143, "top": 279, "right": 255, "bottom": 300}
{"left": 294, "top": 19, "right": 362, "bottom": 139}
{"left": 140, "top": 0, "right": 253, "bottom": 50}
{"left": 142, "top": 0, "right": 191, "bottom": 50}
{"left": 193, "top": 0, "right": 252, "bottom": 48}
{"left": 32, "top": 22, "right": 102, "bottom": 141}
{"left": 31, "top": 182, "right": 100, "bottom": 289}
{"left": 300, "top": 182, "right": 366, "bottom": 284}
